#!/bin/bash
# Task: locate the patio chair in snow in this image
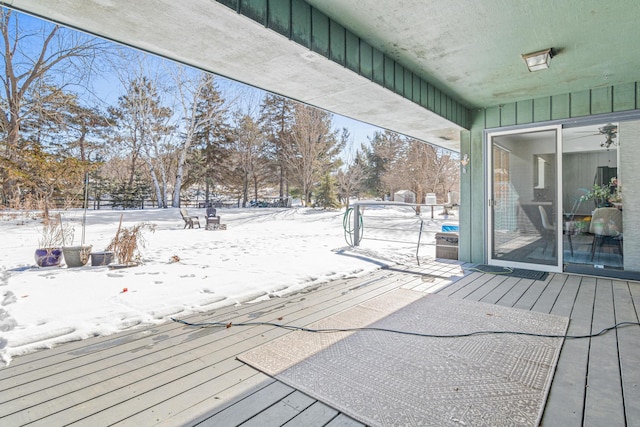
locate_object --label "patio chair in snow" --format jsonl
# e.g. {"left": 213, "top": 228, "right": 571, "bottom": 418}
{"left": 205, "top": 207, "right": 221, "bottom": 230}
{"left": 180, "top": 207, "right": 200, "bottom": 229}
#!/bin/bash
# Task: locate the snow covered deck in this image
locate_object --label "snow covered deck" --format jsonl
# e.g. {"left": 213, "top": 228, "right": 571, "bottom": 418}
{"left": 1, "top": 260, "right": 638, "bottom": 426}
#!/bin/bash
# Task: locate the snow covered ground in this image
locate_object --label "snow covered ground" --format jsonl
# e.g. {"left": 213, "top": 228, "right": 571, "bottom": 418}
{"left": 0, "top": 204, "right": 457, "bottom": 365}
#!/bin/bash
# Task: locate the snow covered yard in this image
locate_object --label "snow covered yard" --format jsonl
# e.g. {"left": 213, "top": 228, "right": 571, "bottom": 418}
{"left": 0, "top": 205, "right": 451, "bottom": 365}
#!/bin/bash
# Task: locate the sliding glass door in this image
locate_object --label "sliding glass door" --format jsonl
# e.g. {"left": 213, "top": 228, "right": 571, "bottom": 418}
{"left": 562, "top": 122, "right": 623, "bottom": 272}
{"left": 487, "top": 125, "right": 562, "bottom": 272}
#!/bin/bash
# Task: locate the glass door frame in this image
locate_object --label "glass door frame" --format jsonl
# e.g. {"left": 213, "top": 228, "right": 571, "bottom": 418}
{"left": 486, "top": 124, "right": 563, "bottom": 273}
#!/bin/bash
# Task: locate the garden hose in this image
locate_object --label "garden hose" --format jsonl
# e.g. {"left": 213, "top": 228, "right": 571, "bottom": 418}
{"left": 343, "top": 207, "right": 363, "bottom": 247}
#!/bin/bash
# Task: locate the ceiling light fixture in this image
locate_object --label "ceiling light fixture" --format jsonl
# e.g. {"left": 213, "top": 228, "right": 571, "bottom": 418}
{"left": 522, "top": 48, "right": 553, "bottom": 72}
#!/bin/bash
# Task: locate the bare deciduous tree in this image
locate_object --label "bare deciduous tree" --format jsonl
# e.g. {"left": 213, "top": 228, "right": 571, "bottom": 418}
{"left": 368, "top": 131, "right": 458, "bottom": 212}
{"left": 228, "top": 113, "right": 268, "bottom": 207}
{"left": 171, "top": 69, "right": 229, "bottom": 207}
{"left": 109, "top": 74, "right": 173, "bottom": 208}
{"left": 283, "top": 104, "right": 344, "bottom": 205}
{"left": 0, "top": 9, "right": 110, "bottom": 199}
{"left": 336, "top": 153, "right": 367, "bottom": 208}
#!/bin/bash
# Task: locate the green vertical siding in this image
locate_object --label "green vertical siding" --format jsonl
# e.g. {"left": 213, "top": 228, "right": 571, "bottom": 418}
{"left": 484, "top": 106, "right": 500, "bottom": 128}
{"left": 614, "top": 83, "right": 636, "bottom": 111}
{"left": 359, "top": 40, "right": 373, "bottom": 80}
{"left": 394, "top": 62, "right": 404, "bottom": 96}
{"left": 516, "top": 100, "right": 533, "bottom": 124}
{"left": 267, "top": 1, "right": 290, "bottom": 37}
{"left": 433, "top": 88, "right": 442, "bottom": 116}
{"left": 500, "top": 103, "right": 517, "bottom": 126}
{"left": 551, "top": 94, "right": 570, "bottom": 120}
{"left": 329, "top": 21, "right": 345, "bottom": 65}
{"left": 484, "top": 84, "right": 639, "bottom": 129}
{"left": 384, "top": 57, "right": 394, "bottom": 90}
{"left": 462, "top": 110, "right": 487, "bottom": 263}
{"left": 420, "top": 82, "right": 429, "bottom": 109}
{"left": 404, "top": 69, "right": 413, "bottom": 100}
{"left": 218, "top": 0, "right": 238, "bottom": 10}
{"left": 240, "top": 0, "right": 268, "bottom": 25}
{"left": 215, "top": 0, "right": 469, "bottom": 129}
{"left": 372, "top": 48, "right": 384, "bottom": 86}
{"left": 311, "top": 8, "right": 329, "bottom": 56}
{"left": 412, "top": 74, "right": 421, "bottom": 104}
{"left": 591, "top": 87, "right": 612, "bottom": 115}
{"left": 291, "top": 0, "right": 311, "bottom": 47}
{"left": 443, "top": 92, "right": 451, "bottom": 118}
{"left": 345, "top": 31, "right": 359, "bottom": 73}
{"left": 426, "top": 83, "right": 435, "bottom": 111}
{"left": 533, "top": 97, "right": 551, "bottom": 122}
{"left": 570, "top": 90, "right": 591, "bottom": 117}
{"left": 457, "top": 104, "right": 467, "bottom": 127}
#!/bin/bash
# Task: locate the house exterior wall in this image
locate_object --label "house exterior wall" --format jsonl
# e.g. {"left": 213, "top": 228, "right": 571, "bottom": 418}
{"left": 462, "top": 82, "right": 640, "bottom": 263}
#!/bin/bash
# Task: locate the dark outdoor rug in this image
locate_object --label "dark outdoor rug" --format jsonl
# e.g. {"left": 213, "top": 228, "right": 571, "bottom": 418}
{"left": 467, "top": 264, "right": 549, "bottom": 281}
{"left": 239, "top": 290, "right": 568, "bottom": 427}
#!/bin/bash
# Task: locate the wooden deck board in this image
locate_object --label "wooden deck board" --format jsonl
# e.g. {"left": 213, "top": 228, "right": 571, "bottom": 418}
{"left": 548, "top": 274, "right": 581, "bottom": 318}
{"left": 530, "top": 273, "right": 567, "bottom": 314}
{"left": 158, "top": 377, "right": 277, "bottom": 427}
{"left": 583, "top": 280, "right": 625, "bottom": 426}
{"left": 0, "top": 270, "right": 400, "bottom": 397}
{"left": 437, "top": 271, "right": 493, "bottom": 297}
{"left": 190, "top": 381, "right": 295, "bottom": 427}
{"left": 541, "top": 276, "right": 596, "bottom": 426}
{"left": 280, "top": 401, "right": 340, "bottom": 426}
{"left": 238, "top": 391, "right": 316, "bottom": 427}
{"left": 511, "top": 278, "right": 546, "bottom": 310}
{"left": 615, "top": 281, "right": 640, "bottom": 423}
{"left": 1, "top": 260, "right": 638, "bottom": 427}
{"left": 324, "top": 413, "right": 366, "bottom": 427}
{"left": 0, "top": 268, "right": 400, "bottom": 377}
{"left": 2, "top": 271, "right": 406, "bottom": 422}
{"left": 20, "top": 293, "right": 406, "bottom": 422}
{"left": 477, "top": 275, "right": 519, "bottom": 304}
{"left": 27, "top": 265, "right": 450, "bottom": 426}
{"left": 461, "top": 273, "right": 507, "bottom": 302}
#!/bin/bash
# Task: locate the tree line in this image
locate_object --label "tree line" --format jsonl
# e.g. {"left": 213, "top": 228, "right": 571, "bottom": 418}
{"left": 0, "top": 9, "right": 459, "bottom": 215}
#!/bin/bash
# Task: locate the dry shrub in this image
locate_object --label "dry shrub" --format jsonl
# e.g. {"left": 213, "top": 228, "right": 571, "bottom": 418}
{"left": 38, "top": 216, "right": 74, "bottom": 248}
{"left": 6, "top": 194, "right": 40, "bottom": 222}
{"left": 106, "top": 222, "right": 156, "bottom": 265}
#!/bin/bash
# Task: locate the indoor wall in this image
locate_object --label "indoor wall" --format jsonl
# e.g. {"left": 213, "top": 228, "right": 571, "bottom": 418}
{"left": 620, "top": 120, "right": 640, "bottom": 271}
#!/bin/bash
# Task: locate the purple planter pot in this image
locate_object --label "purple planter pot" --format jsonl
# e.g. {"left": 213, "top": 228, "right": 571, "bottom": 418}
{"left": 34, "top": 248, "right": 63, "bottom": 267}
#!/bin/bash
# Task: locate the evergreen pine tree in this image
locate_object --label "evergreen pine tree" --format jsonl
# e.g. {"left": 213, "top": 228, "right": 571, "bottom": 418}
{"left": 315, "top": 172, "right": 340, "bottom": 209}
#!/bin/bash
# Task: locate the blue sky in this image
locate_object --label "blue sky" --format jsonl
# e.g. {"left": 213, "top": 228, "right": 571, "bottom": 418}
{"left": 11, "top": 8, "right": 383, "bottom": 159}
